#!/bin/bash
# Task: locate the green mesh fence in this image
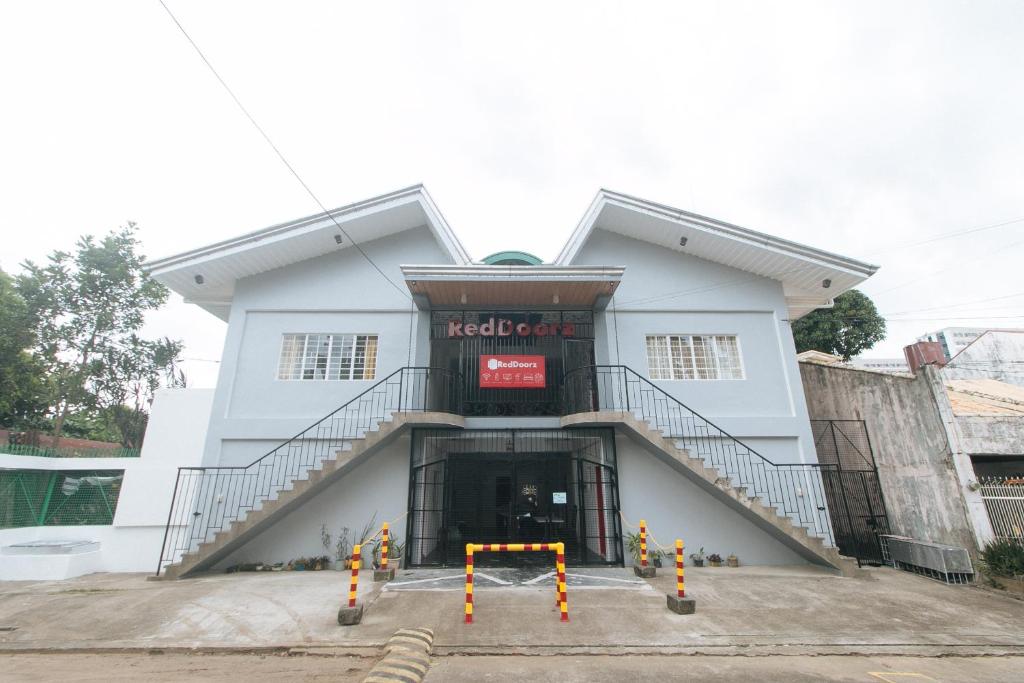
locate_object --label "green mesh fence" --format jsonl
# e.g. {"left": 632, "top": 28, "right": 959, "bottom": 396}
{"left": 0, "top": 444, "right": 140, "bottom": 458}
{"left": 0, "top": 469, "right": 124, "bottom": 528}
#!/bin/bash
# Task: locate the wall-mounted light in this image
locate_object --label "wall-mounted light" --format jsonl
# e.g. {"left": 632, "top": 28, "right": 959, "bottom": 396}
{"left": 194, "top": 274, "right": 204, "bottom": 285}
{"left": 552, "top": 293, "right": 560, "bottom": 304}
{"left": 334, "top": 234, "right": 343, "bottom": 245}
{"left": 822, "top": 278, "right": 832, "bottom": 289}
{"left": 679, "top": 236, "right": 688, "bottom": 247}
{"left": 460, "top": 292, "right": 467, "bottom": 304}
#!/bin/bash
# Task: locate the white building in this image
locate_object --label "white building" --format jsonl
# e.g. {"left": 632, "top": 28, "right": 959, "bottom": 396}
{"left": 917, "top": 327, "right": 990, "bottom": 361}
{"left": 3, "top": 187, "right": 880, "bottom": 580}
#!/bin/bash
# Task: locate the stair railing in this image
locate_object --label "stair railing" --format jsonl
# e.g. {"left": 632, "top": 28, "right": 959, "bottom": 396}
{"left": 156, "top": 366, "right": 461, "bottom": 575}
{"left": 563, "top": 365, "right": 839, "bottom": 546}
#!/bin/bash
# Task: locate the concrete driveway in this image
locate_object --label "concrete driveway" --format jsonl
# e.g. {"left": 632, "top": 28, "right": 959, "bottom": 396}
{"left": 0, "top": 564, "right": 1022, "bottom": 657}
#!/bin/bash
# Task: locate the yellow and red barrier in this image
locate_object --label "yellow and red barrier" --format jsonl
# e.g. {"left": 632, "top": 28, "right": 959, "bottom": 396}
{"left": 675, "top": 539, "right": 685, "bottom": 598}
{"left": 465, "top": 542, "right": 568, "bottom": 624}
{"left": 381, "top": 522, "right": 389, "bottom": 570}
{"left": 639, "top": 519, "right": 648, "bottom": 567}
{"left": 348, "top": 543, "right": 361, "bottom": 607}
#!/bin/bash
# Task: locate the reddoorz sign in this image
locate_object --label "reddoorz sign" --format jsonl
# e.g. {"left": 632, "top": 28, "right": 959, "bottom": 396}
{"left": 447, "top": 317, "right": 575, "bottom": 338}
{"left": 479, "top": 355, "right": 546, "bottom": 388}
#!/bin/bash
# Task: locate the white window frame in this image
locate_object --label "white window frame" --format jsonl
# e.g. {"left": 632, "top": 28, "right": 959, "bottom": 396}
{"left": 277, "top": 333, "right": 379, "bottom": 381}
{"left": 644, "top": 334, "right": 745, "bottom": 381}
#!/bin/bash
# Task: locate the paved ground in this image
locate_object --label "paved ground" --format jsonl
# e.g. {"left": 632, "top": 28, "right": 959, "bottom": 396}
{"left": 4, "top": 652, "right": 1023, "bottom": 682}
{"left": 424, "top": 654, "right": 1024, "bottom": 682}
{"left": 1, "top": 652, "right": 377, "bottom": 681}
{"left": 1, "top": 564, "right": 1022, "bottom": 662}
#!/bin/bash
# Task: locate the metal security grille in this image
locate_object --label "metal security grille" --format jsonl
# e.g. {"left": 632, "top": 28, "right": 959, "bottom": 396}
{"left": 811, "top": 420, "right": 891, "bottom": 564}
{"left": 429, "top": 310, "right": 594, "bottom": 416}
{"left": 0, "top": 469, "right": 124, "bottom": 528}
{"left": 407, "top": 428, "right": 622, "bottom": 567}
{"left": 979, "top": 477, "right": 1024, "bottom": 540}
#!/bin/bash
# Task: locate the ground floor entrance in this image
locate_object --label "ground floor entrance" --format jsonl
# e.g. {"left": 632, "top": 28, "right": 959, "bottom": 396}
{"left": 406, "top": 428, "right": 623, "bottom": 567}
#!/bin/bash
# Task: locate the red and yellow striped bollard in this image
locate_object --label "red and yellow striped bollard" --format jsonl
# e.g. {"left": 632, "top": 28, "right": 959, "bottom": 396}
{"left": 381, "top": 522, "right": 389, "bottom": 570}
{"left": 464, "top": 543, "right": 474, "bottom": 624}
{"left": 556, "top": 541, "right": 568, "bottom": 622}
{"left": 348, "top": 543, "right": 361, "bottom": 608}
{"left": 676, "top": 539, "right": 685, "bottom": 598}
{"left": 464, "top": 543, "right": 567, "bottom": 624}
{"left": 639, "top": 519, "right": 648, "bottom": 567}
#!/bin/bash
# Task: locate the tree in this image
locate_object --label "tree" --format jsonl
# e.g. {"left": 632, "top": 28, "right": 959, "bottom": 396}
{"left": 791, "top": 290, "right": 886, "bottom": 361}
{"left": 0, "top": 267, "right": 48, "bottom": 428}
{"left": 16, "top": 224, "right": 180, "bottom": 440}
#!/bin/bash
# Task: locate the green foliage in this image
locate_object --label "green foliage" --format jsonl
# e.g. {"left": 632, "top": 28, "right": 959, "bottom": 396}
{"left": 791, "top": 290, "right": 886, "bottom": 361}
{"left": 14, "top": 224, "right": 184, "bottom": 445}
{"left": 0, "top": 268, "right": 49, "bottom": 428}
{"left": 979, "top": 538, "right": 1024, "bottom": 577}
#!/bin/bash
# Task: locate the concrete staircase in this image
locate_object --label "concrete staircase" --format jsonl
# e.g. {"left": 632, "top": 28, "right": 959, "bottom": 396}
{"left": 562, "top": 411, "right": 863, "bottom": 577}
{"left": 161, "top": 412, "right": 464, "bottom": 579}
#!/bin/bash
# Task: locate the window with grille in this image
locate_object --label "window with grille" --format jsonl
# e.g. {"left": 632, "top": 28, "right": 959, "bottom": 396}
{"left": 278, "top": 334, "right": 378, "bottom": 380}
{"left": 644, "top": 334, "right": 743, "bottom": 380}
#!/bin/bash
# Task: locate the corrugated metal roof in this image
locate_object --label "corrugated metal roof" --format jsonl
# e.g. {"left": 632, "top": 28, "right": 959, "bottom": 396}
{"left": 946, "top": 379, "right": 1024, "bottom": 416}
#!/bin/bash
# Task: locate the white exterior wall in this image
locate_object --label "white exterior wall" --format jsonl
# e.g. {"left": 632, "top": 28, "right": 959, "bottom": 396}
{"left": 202, "top": 226, "right": 447, "bottom": 468}
{"left": 944, "top": 330, "right": 1024, "bottom": 388}
{"left": 576, "top": 229, "right": 817, "bottom": 465}
{"left": 0, "top": 388, "right": 213, "bottom": 580}
{"left": 615, "top": 437, "right": 807, "bottom": 565}
{"left": 211, "top": 437, "right": 411, "bottom": 570}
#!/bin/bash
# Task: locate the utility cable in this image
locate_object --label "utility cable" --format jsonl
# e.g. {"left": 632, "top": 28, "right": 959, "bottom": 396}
{"left": 156, "top": 0, "right": 412, "bottom": 302}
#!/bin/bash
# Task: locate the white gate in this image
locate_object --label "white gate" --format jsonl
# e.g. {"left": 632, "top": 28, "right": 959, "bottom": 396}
{"left": 980, "top": 477, "right": 1024, "bottom": 540}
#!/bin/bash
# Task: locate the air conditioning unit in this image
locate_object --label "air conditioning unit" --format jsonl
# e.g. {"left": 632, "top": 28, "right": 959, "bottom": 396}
{"left": 881, "top": 535, "right": 974, "bottom": 585}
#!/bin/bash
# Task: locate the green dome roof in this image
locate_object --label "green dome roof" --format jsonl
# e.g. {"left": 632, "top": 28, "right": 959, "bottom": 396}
{"left": 482, "top": 250, "right": 543, "bottom": 266}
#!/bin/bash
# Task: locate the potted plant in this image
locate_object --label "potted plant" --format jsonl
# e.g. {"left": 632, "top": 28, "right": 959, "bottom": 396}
{"left": 727, "top": 553, "right": 739, "bottom": 568}
{"left": 689, "top": 547, "right": 705, "bottom": 567}
{"left": 320, "top": 524, "right": 332, "bottom": 568}
{"left": 334, "top": 526, "right": 352, "bottom": 570}
{"left": 708, "top": 553, "right": 723, "bottom": 567}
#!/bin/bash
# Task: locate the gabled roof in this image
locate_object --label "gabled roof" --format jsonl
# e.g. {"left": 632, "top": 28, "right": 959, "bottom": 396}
{"left": 556, "top": 189, "right": 879, "bottom": 318}
{"left": 148, "top": 185, "right": 878, "bottom": 321}
{"left": 144, "top": 185, "right": 470, "bottom": 319}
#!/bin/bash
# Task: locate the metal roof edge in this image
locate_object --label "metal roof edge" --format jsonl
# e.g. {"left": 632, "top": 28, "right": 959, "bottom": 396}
{"left": 556, "top": 188, "right": 880, "bottom": 278}
{"left": 144, "top": 184, "right": 470, "bottom": 274}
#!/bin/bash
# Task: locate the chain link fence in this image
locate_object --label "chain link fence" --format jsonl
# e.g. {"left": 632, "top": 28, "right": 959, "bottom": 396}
{"left": 0, "top": 469, "right": 125, "bottom": 528}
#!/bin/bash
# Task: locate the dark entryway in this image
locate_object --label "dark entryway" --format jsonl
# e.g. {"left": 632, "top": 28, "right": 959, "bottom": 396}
{"left": 445, "top": 452, "right": 574, "bottom": 566}
{"left": 406, "top": 429, "right": 623, "bottom": 567}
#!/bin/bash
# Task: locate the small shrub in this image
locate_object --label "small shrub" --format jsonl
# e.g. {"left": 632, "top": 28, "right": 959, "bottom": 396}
{"left": 979, "top": 538, "right": 1024, "bottom": 577}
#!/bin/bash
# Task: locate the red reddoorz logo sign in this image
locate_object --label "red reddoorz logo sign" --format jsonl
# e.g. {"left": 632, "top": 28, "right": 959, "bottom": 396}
{"left": 479, "top": 355, "right": 546, "bottom": 388}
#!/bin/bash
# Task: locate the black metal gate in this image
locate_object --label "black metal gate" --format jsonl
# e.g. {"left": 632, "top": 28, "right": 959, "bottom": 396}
{"left": 406, "top": 428, "right": 623, "bottom": 567}
{"left": 811, "top": 420, "right": 891, "bottom": 564}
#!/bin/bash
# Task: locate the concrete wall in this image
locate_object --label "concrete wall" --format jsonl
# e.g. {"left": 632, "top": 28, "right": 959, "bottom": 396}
{"left": 615, "top": 436, "right": 808, "bottom": 566}
{"left": 798, "top": 362, "right": 978, "bottom": 552}
{"left": 957, "top": 416, "right": 1024, "bottom": 456}
{"left": 212, "top": 437, "right": 411, "bottom": 570}
{"left": 0, "top": 388, "right": 213, "bottom": 580}
{"left": 576, "top": 229, "right": 816, "bottom": 464}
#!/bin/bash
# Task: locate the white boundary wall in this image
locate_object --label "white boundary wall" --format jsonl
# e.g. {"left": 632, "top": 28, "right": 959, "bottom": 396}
{"left": 0, "top": 388, "right": 213, "bottom": 581}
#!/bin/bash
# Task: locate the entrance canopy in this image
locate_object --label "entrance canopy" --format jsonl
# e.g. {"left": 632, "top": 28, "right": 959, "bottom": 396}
{"left": 401, "top": 264, "right": 625, "bottom": 310}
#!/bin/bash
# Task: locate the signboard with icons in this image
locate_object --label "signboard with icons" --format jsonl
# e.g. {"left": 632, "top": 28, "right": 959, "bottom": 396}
{"left": 479, "top": 355, "right": 546, "bottom": 388}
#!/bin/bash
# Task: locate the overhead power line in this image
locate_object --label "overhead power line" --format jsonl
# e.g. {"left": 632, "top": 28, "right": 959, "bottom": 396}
{"left": 156, "top": 0, "right": 411, "bottom": 302}
{"left": 863, "top": 215, "right": 1024, "bottom": 257}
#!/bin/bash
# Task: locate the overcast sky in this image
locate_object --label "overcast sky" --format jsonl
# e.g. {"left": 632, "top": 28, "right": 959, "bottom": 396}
{"left": 2, "top": 1, "right": 1022, "bottom": 387}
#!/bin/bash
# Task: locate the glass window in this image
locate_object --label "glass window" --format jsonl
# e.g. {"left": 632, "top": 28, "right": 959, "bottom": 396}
{"left": 644, "top": 334, "right": 743, "bottom": 380}
{"left": 278, "top": 334, "right": 379, "bottom": 381}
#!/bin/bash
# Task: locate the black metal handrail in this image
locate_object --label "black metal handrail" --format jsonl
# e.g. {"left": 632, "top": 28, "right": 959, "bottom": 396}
{"left": 156, "top": 366, "right": 461, "bottom": 575}
{"left": 563, "top": 365, "right": 838, "bottom": 546}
